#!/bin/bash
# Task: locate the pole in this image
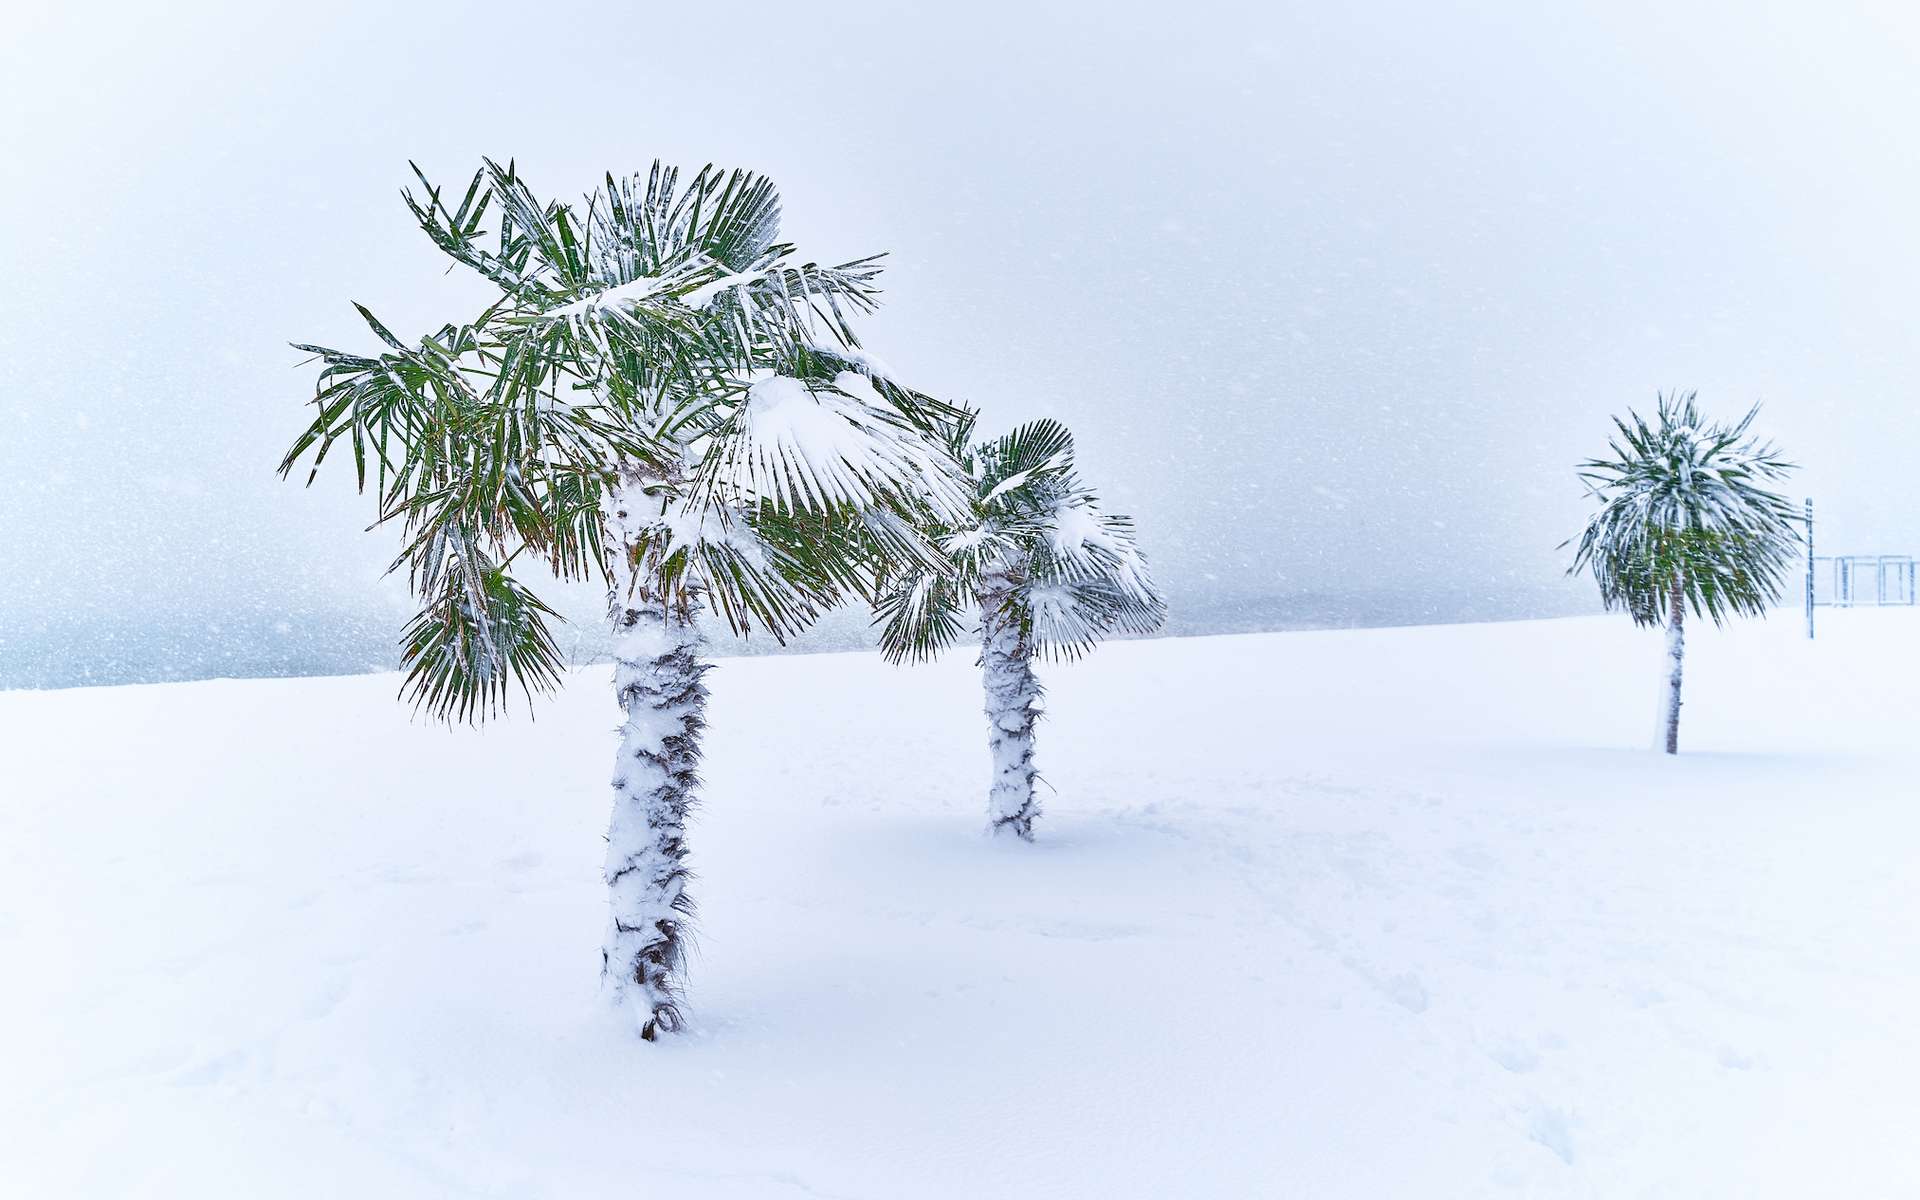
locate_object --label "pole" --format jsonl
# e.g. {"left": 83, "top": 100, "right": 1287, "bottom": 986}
{"left": 1803, "top": 498, "right": 1814, "bottom": 635}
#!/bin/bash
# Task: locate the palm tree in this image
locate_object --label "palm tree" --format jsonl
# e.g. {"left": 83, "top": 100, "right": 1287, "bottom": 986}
{"left": 875, "top": 413, "right": 1165, "bottom": 839}
{"left": 1567, "top": 392, "right": 1799, "bottom": 754}
{"left": 281, "top": 160, "right": 968, "bottom": 1039}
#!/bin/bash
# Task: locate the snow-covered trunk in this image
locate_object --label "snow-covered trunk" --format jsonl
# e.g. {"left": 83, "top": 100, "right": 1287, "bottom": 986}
{"left": 980, "top": 568, "right": 1043, "bottom": 840}
{"left": 602, "top": 473, "right": 708, "bottom": 1040}
{"left": 1662, "top": 575, "right": 1685, "bottom": 756}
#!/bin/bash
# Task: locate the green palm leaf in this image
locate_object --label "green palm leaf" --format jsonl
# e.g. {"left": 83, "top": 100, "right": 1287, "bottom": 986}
{"left": 284, "top": 158, "right": 965, "bottom": 719}
{"left": 1567, "top": 391, "right": 1801, "bottom": 627}
{"left": 874, "top": 415, "right": 1166, "bottom": 664}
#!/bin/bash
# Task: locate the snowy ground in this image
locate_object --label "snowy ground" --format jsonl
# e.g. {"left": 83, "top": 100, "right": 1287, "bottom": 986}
{"left": 5, "top": 612, "right": 1919, "bottom": 1198}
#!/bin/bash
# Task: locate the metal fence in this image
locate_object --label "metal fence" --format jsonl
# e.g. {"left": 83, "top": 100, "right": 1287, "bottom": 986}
{"left": 1812, "top": 555, "right": 1918, "bottom": 607}
{"left": 1799, "top": 500, "right": 1915, "bottom": 639}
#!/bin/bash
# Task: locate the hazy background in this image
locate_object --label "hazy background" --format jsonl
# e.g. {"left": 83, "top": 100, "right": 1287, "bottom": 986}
{"left": 4, "top": 0, "right": 1917, "bottom": 689}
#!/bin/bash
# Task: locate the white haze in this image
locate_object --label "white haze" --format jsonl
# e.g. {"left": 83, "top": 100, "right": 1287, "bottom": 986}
{"left": 3, "top": 0, "right": 1917, "bottom": 687}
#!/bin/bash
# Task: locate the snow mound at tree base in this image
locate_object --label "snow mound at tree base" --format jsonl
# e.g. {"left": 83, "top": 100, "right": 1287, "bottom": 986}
{"left": 5, "top": 613, "right": 1918, "bottom": 1197}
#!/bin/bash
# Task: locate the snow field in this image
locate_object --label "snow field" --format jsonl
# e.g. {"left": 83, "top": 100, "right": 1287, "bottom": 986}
{"left": 3, "top": 612, "right": 1918, "bottom": 1197}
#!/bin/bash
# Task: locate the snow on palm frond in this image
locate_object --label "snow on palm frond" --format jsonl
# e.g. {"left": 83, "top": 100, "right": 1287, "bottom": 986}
{"left": 398, "top": 533, "right": 566, "bottom": 723}
{"left": 943, "top": 527, "right": 993, "bottom": 556}
{"left": 1568, "top": 391, "right": 1800, "bottom": 628}
{"left": 1025, "top": 581, "right": 1110, "bottom": 654}
{"left": 606, "top": 485, "right": 835, "bottom": 644}
{"left": 875, "top": 413, "right": 1167, "bottom": 665}
{"left": 286, "top": 157, "right": 965, "bottom": 718}
{"left": 801, "top": 340, "right": 896, "bottom": 384}
{"left": 1045, "top": 499, "right": 1113, "bottom": 557}
{"left": 1025, "top": 540, "right": 1165, "bottom": 656}
{"left": 874, "top": 561, "right": 971, "bottom": 665}
{"left": 702, "top": 372, "right": 974, "bottom": 522}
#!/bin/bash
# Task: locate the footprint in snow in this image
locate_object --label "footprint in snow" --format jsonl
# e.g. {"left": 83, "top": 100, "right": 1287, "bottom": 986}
{"left": 1526, "top": 1105, "right": 1576, "bottom": 1165}
{"left": 1382, "top": 972, "right": 1429, "bottom": 1014}
{"left": 1484, "top": 1038, "right": 1541, "bottom": 1074}
{"left": 304, "top": 975, "right": 352, "bottom": 1021}
{"left": 1716, "top": 1045, "right": 1756, "bottom": 1070}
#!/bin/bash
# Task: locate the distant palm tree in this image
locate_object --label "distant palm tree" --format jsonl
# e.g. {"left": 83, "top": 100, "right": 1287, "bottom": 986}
{"left": 282, "top": 160, "right": 967, "bottom": 1038}
{"left": 877, "top": 414, "right": 1165, "bottom": 838}
{"left": 1567, "top": 392, "right": 1799, "bottom": 754}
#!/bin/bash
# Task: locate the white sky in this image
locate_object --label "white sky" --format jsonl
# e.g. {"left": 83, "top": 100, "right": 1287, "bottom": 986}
{"left": 4, "top": 0, "right": 1918, "bottom": 671}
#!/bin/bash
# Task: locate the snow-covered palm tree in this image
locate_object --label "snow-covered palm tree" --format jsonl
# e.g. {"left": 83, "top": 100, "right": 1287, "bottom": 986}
{"left": 1567, "top": 392, "right": 1799, "bottom": 755}
{"left": 876, "top": 413, "right": 1165, "bottom": 839}
{"left": 282, "top": 160, "right": 968, "bottom": 1038}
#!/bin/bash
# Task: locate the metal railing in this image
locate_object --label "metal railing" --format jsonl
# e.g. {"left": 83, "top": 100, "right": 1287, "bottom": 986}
{"left": 1812, "top": 555, "right": 1918, "bottom": 607}
{"left": 1799, "top": 500, "right": 1916, "bottom": 639}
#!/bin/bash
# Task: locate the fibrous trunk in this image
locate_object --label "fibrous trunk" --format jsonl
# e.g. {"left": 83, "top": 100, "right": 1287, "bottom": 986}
{"left": 602, "top": 474, "right": 708, "bottom": 1039}
{"left": 980, "top": 568, "right": 1042, "bottom": 840}
{"left": 1663, "top": 575, "right": 1685, "bottom": 755}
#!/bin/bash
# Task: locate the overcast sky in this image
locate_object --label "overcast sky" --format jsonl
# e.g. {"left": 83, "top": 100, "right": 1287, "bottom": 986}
{"left": 4, "top": 0, "right": 1918, "bottom": 684}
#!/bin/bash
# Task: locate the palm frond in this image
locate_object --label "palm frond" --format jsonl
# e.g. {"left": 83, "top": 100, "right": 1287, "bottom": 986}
{"left": 698, "top": 372, "right": 973, "bottom": 522}
{"left": 288, "top": 158, "right": 964, "bottom": 720}
{"left": 398, "top": 534, "right": 566, "bottom": 722}
{"left": 876, "top": 416, "right": 1165, "bottom": 663}
{"left": 1568, "top": 391, "right": 1801, "bottom": 626}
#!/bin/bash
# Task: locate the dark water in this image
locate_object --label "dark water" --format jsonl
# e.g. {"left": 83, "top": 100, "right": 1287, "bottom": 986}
{"left": 1, "top": 602, "right": 410, "bottom": 691}
{"left": 0, "top": 585, "right": 1599, "bottom": 692}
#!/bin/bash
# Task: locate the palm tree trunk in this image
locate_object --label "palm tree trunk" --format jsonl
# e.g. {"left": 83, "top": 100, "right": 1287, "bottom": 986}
{"left": 1663, "top": 576, "right": 1685, "bottom": 755}
{"left": 602, "top": 477, "right": 707, "bottom": 1040}
{"left": 980, "top": 569, "right": 1042, "bottom": 840}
